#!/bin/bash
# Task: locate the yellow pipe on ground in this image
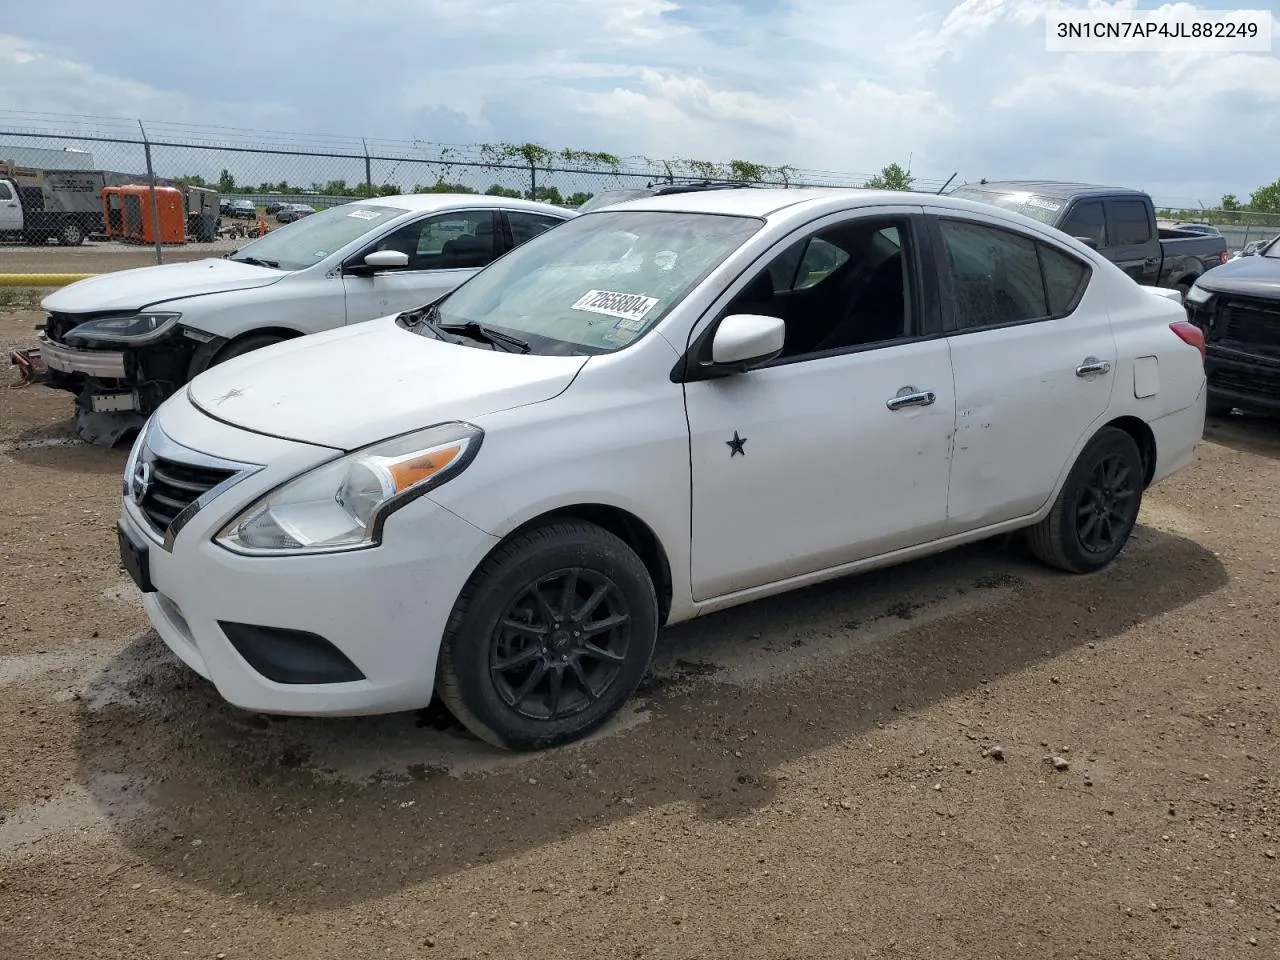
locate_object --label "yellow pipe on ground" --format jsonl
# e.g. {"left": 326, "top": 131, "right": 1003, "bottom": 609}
{"left": 0, "top": 273, "right": 95, "bottom": 287}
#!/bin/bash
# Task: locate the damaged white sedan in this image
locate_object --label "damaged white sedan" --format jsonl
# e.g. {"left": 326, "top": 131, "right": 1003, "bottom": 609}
{"left": 117, "top": 187, "right": 1206, "bottom": 750}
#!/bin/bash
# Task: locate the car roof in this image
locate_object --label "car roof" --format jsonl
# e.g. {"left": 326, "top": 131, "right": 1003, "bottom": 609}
{"left": 591, "top": 186, "right": 990, "bottom": 219}
{"left": 348, "top": 193, "right": 574, "bottom": 216}
{"left": 951, "top": 180, "right": 1146, "bottom": 201}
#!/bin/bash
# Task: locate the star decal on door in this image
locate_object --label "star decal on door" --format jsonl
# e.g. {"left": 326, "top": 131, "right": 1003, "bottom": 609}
{"left": 726, "top": 431, "right": 747, "bottom": 457}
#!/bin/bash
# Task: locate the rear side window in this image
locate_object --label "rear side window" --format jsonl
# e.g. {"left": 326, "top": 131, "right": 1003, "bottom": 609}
{"left": 1060, "top": 201, "right": 1105, "bottom": 246}
{"left": 1039, "top": 245, "right": 1090, "bottom": 315}
{"left": 939, "top": 219, "right": 1091, "bottom": 330}
{"left": 1108, "top": 200, "right": 1152, "bottom": 245}
{"left": 508, "top": 211, "right": 565, "bottom": 246}
{"left": 939, "top": 219, "right": 1047, "bottom": 328}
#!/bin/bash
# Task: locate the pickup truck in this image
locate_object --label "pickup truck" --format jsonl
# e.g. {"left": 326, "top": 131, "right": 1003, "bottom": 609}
{"left": 949, "top": 180, "right": 1229, "bottom": 300}
{"left": 1183, "top": 235, "right": 1280, "bottom": 416}
{"left": 0, "top": 163, "right": 106, "bottom": 246}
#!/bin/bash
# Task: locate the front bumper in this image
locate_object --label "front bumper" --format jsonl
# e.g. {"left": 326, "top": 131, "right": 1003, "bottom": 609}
{"left": 121, "top": 395, "right": 500, "bottom": 716}
{"left": 38, "top": 334, "right": 126, "bottom": 379}
{"left": 1205, "top": 347, "right": 1280, "bottom": 414}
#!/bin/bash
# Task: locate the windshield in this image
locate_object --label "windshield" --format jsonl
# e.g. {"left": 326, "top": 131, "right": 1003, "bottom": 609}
{"left": 422, "top": 210, "right": 762, "bottom": 354}
{"left": 949, "top": 187, "right": 1064, "bottom": 225}
{"left": 1262, "top": 236, "right": 1280, "bottom": 258}
{"left": 227, "top": 203, "right": 407, "bottom": 270}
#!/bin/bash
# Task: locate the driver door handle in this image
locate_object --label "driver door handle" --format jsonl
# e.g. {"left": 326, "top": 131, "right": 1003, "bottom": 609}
{"left": 1075, "top": 358, "right": 1112, "bottom": 378}
{"left": 886, "top": 389, "right": 937, "bottom": 411}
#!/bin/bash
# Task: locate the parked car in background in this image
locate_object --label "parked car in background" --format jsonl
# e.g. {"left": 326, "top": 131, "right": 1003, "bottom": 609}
{"left": 225, "top": 199, "right": 257, "bottom": 220}
{"left": 1158, "top": 220, "right": 1222, "bottom": 237}
{"left": 1183, "top": 234, "right": 1280, "bottom": 416}
{"left": 218, "top": 198, "right": 233, "bottom": 216}
{"left": 264, "top": 199, "right": 289, "bottom": 215}
{"left": 37, "top": 195, "right": 574, "bottom": 443}
{"left": 276, "top": 203, "right": 316, "bottom": 223}
{"left": 576, "top": 181, "right": 753, "bottom": 213}
{"left": 115, "top": 188, "right": 1205, "bottom": 751}
{"left": 949, "top": 181, "right": 1229, "bottom": 300}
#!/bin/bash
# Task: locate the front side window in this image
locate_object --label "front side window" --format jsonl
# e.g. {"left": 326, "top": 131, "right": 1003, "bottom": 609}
{"left": 0, "top": 182, "right": 12, "bottom": 201}
{"left": 371, "top": 211, "right": 498, "bottom": 270}
{"left": 1107, "top": 200, "right": 1153, "bottom": 245}
{"left": 721, "top": 217, "right": 913, "bottom": 358}
{"left": 424, "top": 210, "right": 762, "bottom": 355}
{"left": 1060, "top": 201, "right": 1105, "bottom": 246}
{"left": 227, "top": 203, "right": 408, "bottom": 270}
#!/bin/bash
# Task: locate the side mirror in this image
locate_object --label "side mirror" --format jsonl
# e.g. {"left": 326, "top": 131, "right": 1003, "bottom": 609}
{"left": 710, "top": 314, "right": 785, "bottom": 368}
{"left": 364, "top": 249, "right": 410, "bottom": 270}
{"left": 1075, "top": 236, "right": 1099, "bottom": 250}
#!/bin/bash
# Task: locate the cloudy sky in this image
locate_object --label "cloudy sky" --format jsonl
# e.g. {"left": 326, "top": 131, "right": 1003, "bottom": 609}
{"left": 1, "top": 0, "right": 1277, "bottom": 204}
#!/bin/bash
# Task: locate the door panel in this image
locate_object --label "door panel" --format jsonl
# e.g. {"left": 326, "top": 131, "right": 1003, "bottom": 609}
{"left": 935, "top": 216, "right": 1117, "bottom": 532}
{"left": 686, "top": 342, "right": 955, "bottom": 600}
{"left": 0, "top": 181, "right": 21, "bottom": 233}
{"left": 682, "top": 208, "right": 951, "bottom": 602}
{"left": 1102, "top": 198, "right": 1160, "bottom": 285}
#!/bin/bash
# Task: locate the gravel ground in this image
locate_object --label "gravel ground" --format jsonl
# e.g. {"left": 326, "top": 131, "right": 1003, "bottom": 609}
{"left": 1, "top": 305, "right": 1278, "bottom": 959}
{"left": 0, "top": 239, "right": 244, "bottom": 274}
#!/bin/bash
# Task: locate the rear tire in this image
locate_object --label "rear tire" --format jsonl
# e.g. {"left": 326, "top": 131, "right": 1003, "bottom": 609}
{"left": 1175, "top": 281, "right": 1191, "bottom": 304}
{"left": 58, "top": 222, "right": 85, "bottom": 246}
{"left": 436, "top": 520, "right": 659, "bottom": 752}
{"left": 1027, "top": 427, "right": 1144, "bottom": 574}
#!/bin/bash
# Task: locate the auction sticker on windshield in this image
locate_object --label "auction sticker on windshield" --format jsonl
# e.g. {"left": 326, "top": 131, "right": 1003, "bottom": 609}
{"left": 571, "top": 290, "right": 660, "bottom": 322}
{"left": 347, "top": 209, "right": 382, "bottom": 220}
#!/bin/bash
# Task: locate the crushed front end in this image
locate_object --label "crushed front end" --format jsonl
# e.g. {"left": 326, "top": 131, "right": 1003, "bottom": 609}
{"left": 38, "top": 309, "right": 217, "bottom": 444}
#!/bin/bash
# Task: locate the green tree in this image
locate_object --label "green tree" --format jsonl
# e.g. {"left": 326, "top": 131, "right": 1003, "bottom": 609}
{"left": 217, "top": 168, "right": 236, "bottom": 193}
{"left": 532, "top": 186, "right": 564, "bottom": 205}
{"left": 864, "top": 162, "right": 914, "bottom": 191}
{"left": 413, "top": 179, "right": 478, "bottom": 194}
{"left": 484, "top": 184, "right": 524, "bottom": 199}
{"left": 1248, "top": 178, "right": 1280, "bottom": 214}
{"left": 566, "top": 191, "right": 593, "bottom": 207}
{"left": 1221, "top": 194, "right": 1239, "bottom": 211}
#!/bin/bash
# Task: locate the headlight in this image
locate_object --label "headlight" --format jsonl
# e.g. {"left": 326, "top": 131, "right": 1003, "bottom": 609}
{"left": 215, "top": 422, "right": 483, "bottom": 556}
{"left": 1185, "top": 284, "right": 1213, "bottom": 305}
{"left": 121, "top": 416, "right": 152, "bottom": 498}
{"left": 66, "top": 312, "right": 181, "bottom": 345}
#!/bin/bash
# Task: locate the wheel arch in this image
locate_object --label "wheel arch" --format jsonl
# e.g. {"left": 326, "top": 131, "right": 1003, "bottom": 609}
{"left": 1103, "top": 415, "right": 1157, "bottom": 488}
{"left": 496, "top": 504, "right": 674, "bottom": 626}
{"left": 188, "top": 326, "right": 306, "bottom": 378}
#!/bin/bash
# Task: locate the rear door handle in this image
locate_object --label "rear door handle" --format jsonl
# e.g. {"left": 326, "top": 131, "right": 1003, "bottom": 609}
{"left": 886, "top": 388, "right": 937, "bottom": 410}
{"left": 1143, "top": 257, "right": 1159, "bottom": 266}
{"left": 1075, "top": 358, "right": 1112, "bottom": 377}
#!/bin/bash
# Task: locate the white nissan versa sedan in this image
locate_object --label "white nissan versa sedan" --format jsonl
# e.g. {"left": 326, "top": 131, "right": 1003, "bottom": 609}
{"left": 117, "top": 188, "right": 1206, "bottom": 751}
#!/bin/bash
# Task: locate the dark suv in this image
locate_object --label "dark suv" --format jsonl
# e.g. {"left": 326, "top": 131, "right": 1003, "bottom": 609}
{"left": 1183, "top": 235, "right": 1280, "bottom": 416}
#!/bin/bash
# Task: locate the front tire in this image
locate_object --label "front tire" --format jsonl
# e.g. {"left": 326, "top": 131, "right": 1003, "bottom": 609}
{"left": 58, "top": 222, "right": 85, "bottom": 246}
{"left": 436, "top": 520, "right": 659, "bottom": 751}
{"left": 1027, "top": 427, "right": 1144, "bottom": 574}
{"left": 210, "top": 332, "right": 287, "bottom": 366}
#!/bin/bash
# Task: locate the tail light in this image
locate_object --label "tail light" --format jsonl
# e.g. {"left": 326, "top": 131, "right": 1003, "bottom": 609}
{"left": 1219, "top": 250, "right": 1229, "bottom": 264}
{"left": 1170, "top": 320, "right": 1205, "bottom": 360}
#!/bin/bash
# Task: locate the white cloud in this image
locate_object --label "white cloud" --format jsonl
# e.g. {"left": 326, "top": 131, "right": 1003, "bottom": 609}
{"left": 1, "top": 1, "right": 1278, "bottom": 202}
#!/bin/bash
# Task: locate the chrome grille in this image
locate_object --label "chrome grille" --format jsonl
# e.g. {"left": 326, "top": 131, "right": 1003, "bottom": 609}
{"left": 128, "top": 421, "right": 257, "bottom": 545}
{"left": 138, "top": 454, "right": 235, "bottom": 532}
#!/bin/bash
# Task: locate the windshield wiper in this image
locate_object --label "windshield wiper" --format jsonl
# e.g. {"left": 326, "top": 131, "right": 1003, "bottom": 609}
{"left": 229, "top": 255, "right": 281, "bottom": 269}
{"left": 432, "top": 318, "right": 530, "bottom": 354}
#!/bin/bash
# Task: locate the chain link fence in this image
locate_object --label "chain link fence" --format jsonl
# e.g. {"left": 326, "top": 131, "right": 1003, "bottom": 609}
{"left": 1, "top": 111, "right": 1277, "bottom": 266}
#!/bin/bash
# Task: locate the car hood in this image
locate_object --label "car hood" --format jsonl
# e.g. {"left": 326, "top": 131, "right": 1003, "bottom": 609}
{"left": 1197, "top": 256, "right": 1280, "bottom": 298}
{"left": 187, "top": 316, "right": 589, "bottom": 450}
{"left": 41, "top": 258, "right": 286, "bottom": 314}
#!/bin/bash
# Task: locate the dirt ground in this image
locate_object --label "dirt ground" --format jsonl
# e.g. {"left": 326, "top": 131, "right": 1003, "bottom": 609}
{"left": 1, "top": 304, "right": 1278, "bottom": 960}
